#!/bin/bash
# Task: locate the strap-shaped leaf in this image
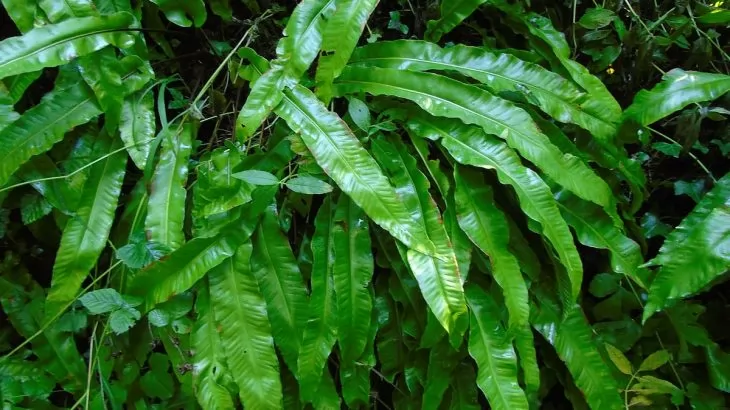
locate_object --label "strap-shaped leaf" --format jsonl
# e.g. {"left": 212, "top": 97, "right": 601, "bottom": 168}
{"left": 120, "top": 90, "right": 155, "bottom": 170}
{"left": 1, "top": 0, "right": 39, "bottom": 32}
{"left": 556, "top": 189, "right": 649, "bottom": 289}
{"left": 37, "top": 0, "right": 97, "bottom": 22}
{"left": 235, "top": 0, "right": 336, "bottom": 139}
{"left": 333, "top": 195, "right": 374, "bottom": 363}
{"left": 0, "top": 13, "right": 134, "bottom": 79}
{"left": 624, "top": 69, "right": 730, "bottom": 126}
{"left": 209, "top": 242, "right": 283, "bottom": 408}
{"left": 251, "top": 204, "right": 308, "bottom": 372}
{"left": 372, "top": 136, "right": 468, "bottom": 345}
{"left": 0, "top": 91, "right": 19, "bottom": 133}
{"left": 145, "top": 120, "right": 195, "bottom": 250}
{"left": 453, "top": 167, "right": 539, "bottom": 400}
{"left": 532, "top": 299, "right": 624, "bottom": 409}
{"left": 425, "top": 0, "right": 487, "bottom": 42}
{"left": 239, "top": 48, "right": 436, "bottom": 256}
{"left": 191, "top": 282, "right": 236, "bottom": 409}
{"left": 128, "top": 186, "right": 276, "bottom": 311}
{"left": 644, "top": 173, "right": 730, "bottom": 320}
{"left": 349, "top": 40, "right": 616, "bottom": 142}
{"left": 315, "top": 0, "right": 378, "bottom": 103}
{"left": 78, "top": 48, "right": 126, "bottom": 132}
{"left": 45, "top": 135, "right": 126, "bottom": 321}
{"left": 334, "top": 66, "right": 615, "bottom": 215}
{"left": 465, "top": 284, "right": 529, "bottom": 410}
{"left": 423, "top": 340, "right": 463, "bottom": 410}
{"left": 0, "top": 82, "right": 101, "bottom": 187}
{"left": 408, "top": 115, "right": 582, "bottom": 302}
{"left": 298, "top": 197, "right": 338, "bottom": 403}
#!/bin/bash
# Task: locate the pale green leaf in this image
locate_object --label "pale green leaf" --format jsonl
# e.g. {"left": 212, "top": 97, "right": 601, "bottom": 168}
{"left": 605, "top": 343, "right": 633, "bottom": 375}
{"left": 232, "top": 170, "right": 280, "bottom": 186}
{"left": 639, "top": 350, "right": 670, "bottom": 372}
{"left": 285, "top": 175, "right": 334, "bottom": 195}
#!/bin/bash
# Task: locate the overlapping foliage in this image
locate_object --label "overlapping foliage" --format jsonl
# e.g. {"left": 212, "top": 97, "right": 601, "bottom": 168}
{"left": 1, "top": 0, "right": 729, "bottom": 408}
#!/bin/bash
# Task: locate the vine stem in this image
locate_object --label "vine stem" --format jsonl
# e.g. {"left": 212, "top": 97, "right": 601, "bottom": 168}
{"left": 648, "top": 126, "right": 716, "bottom": 182}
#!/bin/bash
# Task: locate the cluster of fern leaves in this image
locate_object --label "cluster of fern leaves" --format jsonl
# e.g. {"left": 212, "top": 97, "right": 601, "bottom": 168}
{"left": 1, "top": 0, "right": 729, "bottom": 409}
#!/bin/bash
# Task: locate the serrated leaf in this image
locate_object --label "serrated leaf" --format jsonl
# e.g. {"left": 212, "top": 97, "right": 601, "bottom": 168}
{"left": 0, "top": 13, "right": 134, "bottom": 79}
{"left": 453, "top": 166, "right": 539, "bottom": 399}
{"left": 45, "top": 135, "right": 126, "bottom": 321}
{"left": 349, "top": 40, "right": 616, "bottom": 142}
{"left": 335, "top": 66, "right": 615, "bottom": 217}
{"left": 209, "top": 242, "right": 283, "bottom": 408}
{"left": 79, "top": 288, "right": 125, "bottom": 314}
{"left": 298, "top": 198, "right": 338, "bottom": 403}
{"left": 465, "top": 284, "right": 528, "bottom": 410}
{"left": 315, "top": 0, "right": 378, "bottom": 102}
{"left": 425, "top": 0, "right": 487, "bottom": 42}
{"left": 285, "top": 175, "right": 333, "bottom": 195}
{"left": 644, "top": 173, "right": 730, "bottom": 320}
{"left": 624, "top": 69, "right": 730, "bottom": 126}
{"left": 191, "top": 282, "right": 236, "bottom": 409}
{"left": 120, "top": 90, "right": 155, "bottom": 170}
{"left": 109, "top": 308, "right": 140, "bottom": 334}
{"left": 372, "top": 136, "right": 468, "bottom": 346}
{"left": 251, "top": 204, "right": 308, "bottom": 371}
{"left": 146, "top": 119, "right": 195, "bottom": 250}
{"left": 408, "top": 115, "right": 582, "bottom": 302}
{"left": 116, "top": 233, "right": 171, "bottom": 269}
{"left": 0, "top": 80, "right": 101, "bottom": 187}
{"left": 232, "top": 169, "right": 280, "bottom": 186}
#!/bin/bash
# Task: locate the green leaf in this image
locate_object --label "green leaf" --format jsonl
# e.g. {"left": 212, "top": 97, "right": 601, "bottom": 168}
{"left": 706, "top": 344, "right": 730, "bottom": 393}
{"left": 209, "top": 242, "right": 283, "bottom": 408}
{"left": 120, "top": 90, "right": 156, "bottom": 170}
{"left": 349, "top": 40, "right": 616, "bottom": 142}
{"left": 20, "top": 194, "right": 52, "bottom": 225}
{"left": 533, "top": 300, "right": 624, "bottom": 409}
{"left": 425, "top": 0, "right": 487, "bottom": 42}
{"left": 149, "top": 0, "right": 207, "bottom": 27}
{"left": 556, "top": 190, "right": 649, "bottom": 288}
{"left": 315, "top": 0, "right": 378, "bottom": 102}
{"left": 78, "top": 48, "right": 127, "bottom": 132}
{"left": 298, "top": 198, "right": 338, "bottom": 403}
{"left": 624, "top": 69, "right": 730, "bottom": 126}
{"left": 347, "top": 96, "right": 371, "bottom": 132}
{"left": 408, "top": 115, "right": 582, "bottom": 302}
{"left": 372, "top": 136, "right": 468, "bottom": 346}
{"left": 116, "top": 232, "right": 171, "bottom": 269}
{"left": 605, "top": 343, "right": 633, "bottom": 375}
{"left": 0, "top": 90, "right": 19, "bottom": 133}
{"left": 191, "top": 282, "right": 236, "bottom": 409}
{"left": 79, "top": 288, "right": 126, "bottom": 314}
{"left": 251, "top": 204, "right": 309, "bottom": 371}
{"left": 285, "top": 175, "right": 334, "bottom": 195}
{"left": 146, "top": 120, "right": 195, "bottom": 250}
{"left": 109, "top": 307, "right": 141, "bottom": 334}
{"left": 0, "top": 80, "right": 101, "bottom": 187}
{"left": 639, "top": 350, "right": 670, "bottom": 372}
{"left": 0, "top": 0, "right": 40, "bottom": 32}
{"left": 578, "top": 8, "right": 616, "bottom": 29}
{"left": 235, "top": 0, "right": 336, "bottom": 139}
{"left": 674, "top": 179, "right": 706, "bottom": 203}
{"left": 232, "top": 169, "right": 280, "bottom": 186}
{"left": 652, "top": 142, "right": 681, "bottom": 157}
{"left": 333, "top": 195, "right": 374, "bottom": 363}
{"left": 0, "top": 13, "right": 135, "bottom": 79}
{"left": 38, "top": 0, "right": 97, "bottom": 22}
{"left": 588, "top": 273, "right": 620, "bottom": 298}
{"left": 423, "top": 340, "right": 462, "bottom": 410}
{"left": 453, "top": 166, "right": 539, "bottom": 399}
{"left": 45, "top": 135, "right": 126, "bottom": 321}
{"left": 465, "top": 284, "right": 529, "bottom": 410}
{"left": 334, "top": 66, "right": 615, "bottom": 216}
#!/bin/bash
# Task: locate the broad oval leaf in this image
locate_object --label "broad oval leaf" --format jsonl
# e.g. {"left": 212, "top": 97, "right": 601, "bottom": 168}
{"left": 465, "top": 284, "right": 529, "bottom": 410}
{"left": 45, "top": 135, "right": 126, "bottom": 321}
{"left": 0, "top": 13, "right": 135, "bottom": 79}
{"left": 232, "top": 169, "right": 280, "bottom": 186}
{"left": 408, "top": 115, "right": 583, "bottom": 302}
{"left": 349, "top": 40, "right": 616, "bottom": 141}
{"left": 644, "top": 173, "right": 730, "bottom": 320}
{"left": 209, "top": 242, "right": 283, "bottom": 408}
{"left": 605, "top": 343, "right": 633, "bottom": 375}
{"left": 285, "top": 175, "right": 333, "bottom": 195}
{"left": 145, "top": 120, "right": 195, "bottom": 250}
{"left": 334, "top": 66, "right": 615, "bottom": 215}
{"left": 372, "top": 136, "right": 468, "bottom": 345}
{"left": 624, "top": 69, "right": 730, "bottom": 127}
{"left": 297, "top": 197, "right": 338, "bottom": 403}
{"left": 250, "top": 204, "right": 309, "bottom": 371}
{"left": 426, "top": 0, "right": 487, "bottom": 42}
